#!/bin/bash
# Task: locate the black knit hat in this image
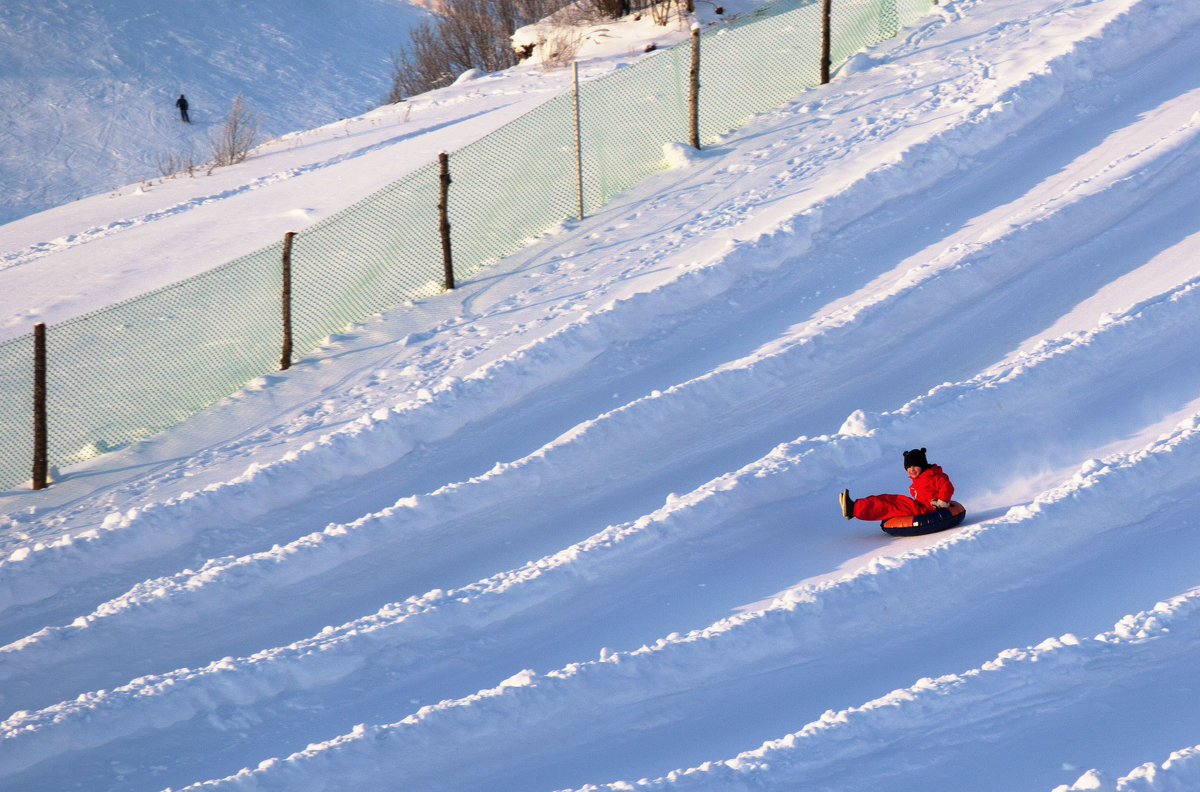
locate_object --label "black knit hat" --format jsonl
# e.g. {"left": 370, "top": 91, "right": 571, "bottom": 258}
{"left": 903, "top": 448, "right": 929, "bottom": 470}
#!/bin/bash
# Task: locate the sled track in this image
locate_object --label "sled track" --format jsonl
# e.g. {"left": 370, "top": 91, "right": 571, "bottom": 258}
{"left": 6, "top": 263, "right": 1200, "bottom": 702}
{"left": 5, "top": 264, "right": 1200, "bottom": 785}
{"left": 4, "top": 0, "right": 1200, "bottom": 790}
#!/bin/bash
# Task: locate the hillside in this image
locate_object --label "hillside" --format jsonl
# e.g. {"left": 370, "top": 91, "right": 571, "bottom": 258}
{"left": 2, "top": 0, "right": 1200, "bottom": 790}
{"left": 0, "top": 0, "right": 431, "bottom": 225}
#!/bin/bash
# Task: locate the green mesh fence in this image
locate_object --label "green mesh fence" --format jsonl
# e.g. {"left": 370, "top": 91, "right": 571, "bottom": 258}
{"left": 289, "top": 160, "right": 446, "bottom": 355}
{"left": 697, "top": 0, "right": 825, "bottom": 141}
{"left": 0, "top": 333, "right": 34, "bottom": 486}
{"left": 450, "top": 93, "right": 581, "bottom": 279}
{"left": 0, "top": 0, "right": 932, "bottom": 491}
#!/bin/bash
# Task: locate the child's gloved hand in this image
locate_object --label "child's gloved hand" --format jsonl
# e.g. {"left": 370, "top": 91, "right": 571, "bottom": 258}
{"left": 931, "top": 499, "right": 951, "bottom": 509}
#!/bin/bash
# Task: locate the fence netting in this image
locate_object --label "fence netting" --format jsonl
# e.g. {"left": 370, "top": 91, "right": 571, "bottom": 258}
{"left": 0, "top": 0, "right": 931, "bottom": 491}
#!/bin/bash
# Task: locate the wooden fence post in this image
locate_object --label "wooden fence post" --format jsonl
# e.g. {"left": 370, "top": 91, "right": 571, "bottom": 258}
{"left": 688, "top": 24, "right": 701, "bottom": 150}
{"left": 438, "top": 152, "right": 455, "bottom": 290}
{"left": 32, "top": 322, "right": 48, "bottom": 490}
{"left": 820, "top": 0, "right": 832, "bottom": 84}
{"left": 280, "top": 231, "right": 295, "bottom": 371}
{"left": 573, "top": 62, "right": 585, "bottom": 221}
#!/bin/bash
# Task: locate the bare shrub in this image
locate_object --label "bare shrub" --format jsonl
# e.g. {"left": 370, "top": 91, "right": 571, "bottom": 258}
{"left": 209, "top": 93, "right": 259, "bottom": 167}
{"left": 536, "top": 26, "right": 584, "bottom": 69}
{"left": 155, "top": 141, "right": 198, "bottom": 177}
{"left": 386, "top": 50, "right": 410, "bottom": 104}
{"left": 548, "top": 0, "right": 613, "bottom": 25}
{"left": 387, "top": 0, "right": 565, "bottom": 100}
{"left": 647, "top": 0, "right": 692, "bottom": 25}
{"left": 591, "top": 0, "right": 630, "bottom": 18}
{"left": 649, "top": 0, "right": 675, "bottom": 25}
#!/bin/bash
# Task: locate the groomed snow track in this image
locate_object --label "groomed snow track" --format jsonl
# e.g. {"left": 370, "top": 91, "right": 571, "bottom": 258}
{"left": 3, "top": 0, "right": 1200, "bottom": 790}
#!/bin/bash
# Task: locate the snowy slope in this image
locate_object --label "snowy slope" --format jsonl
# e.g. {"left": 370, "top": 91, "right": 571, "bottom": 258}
{"left": 0, "top": 0, "right": 431, "bottom": 226}
{"left": 3, "top": 0, "right": 1200, "bottom": 790}
{"left": 0, "top": 4, "right": 699, "bottom": 342}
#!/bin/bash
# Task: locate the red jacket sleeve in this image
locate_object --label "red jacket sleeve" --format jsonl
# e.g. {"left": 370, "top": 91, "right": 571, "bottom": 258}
{"left": 910, "top": 466, "right": 954, "bottom": 509}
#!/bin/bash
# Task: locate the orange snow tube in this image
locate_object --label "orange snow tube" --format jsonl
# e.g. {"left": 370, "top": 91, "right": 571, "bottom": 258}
{"left": 880, "top": 501, "right": 966, "bottom": 536}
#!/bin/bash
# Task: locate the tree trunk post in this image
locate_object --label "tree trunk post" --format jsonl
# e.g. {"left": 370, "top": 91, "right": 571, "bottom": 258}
{"left": 438, "top": 152, "right": 455, "bottom": 290}
{"left": 32, "top": 322, "right": 48, "bottom": 490}
{"left": 820, "top": 0, "right": 832, "bottom": 85}
{"left": 573, "top": 61, "right": 585, "bottom": 221}
{"left": 280, "top": 231, "right": 295, "bottom": 371}
{"left": 688, "top": 24, "right": 701, "bottom": 150}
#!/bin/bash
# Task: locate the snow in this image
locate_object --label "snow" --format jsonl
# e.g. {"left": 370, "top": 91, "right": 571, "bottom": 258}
{"left": 0, "top": 0, "right": 435, "bottom": 228}
{"left": 2, "top": 0, "right": 1200, "bottom": 790}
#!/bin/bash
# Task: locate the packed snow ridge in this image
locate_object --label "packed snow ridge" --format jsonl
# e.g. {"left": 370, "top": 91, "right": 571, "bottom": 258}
{"left": 2, "top": 0, "right": 1200, "bottom": 790}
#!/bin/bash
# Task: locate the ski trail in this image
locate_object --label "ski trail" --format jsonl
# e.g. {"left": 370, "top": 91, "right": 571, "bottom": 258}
{"left": 8, "top": 231, "right": 1200, "bottom": 709}
{"left": 560, "top": 588, "right": 1200, "bottom": 792}
{"left": 107, "top": 418, "right": 1200, "bottom": 791}
{"left": 3, "top": 282, "right": 1200, "bottom": 778}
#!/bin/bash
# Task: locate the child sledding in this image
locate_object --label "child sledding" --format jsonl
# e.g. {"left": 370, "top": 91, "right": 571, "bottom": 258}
{"left": 840, "top": 448, "right": 966, "bottom": 536}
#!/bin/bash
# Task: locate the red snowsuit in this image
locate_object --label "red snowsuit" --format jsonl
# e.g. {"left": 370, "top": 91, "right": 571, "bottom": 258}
{"left": 853, "top": 464, "right": 954, "bottom": 521}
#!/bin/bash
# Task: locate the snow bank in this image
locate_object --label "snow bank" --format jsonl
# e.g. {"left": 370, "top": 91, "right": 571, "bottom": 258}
{"left": 1055, "top": 746, "right": 1200, "bottom": 792}
{"left": 7, "top": 375, "right": 1200, "bottom": 783}
{"left": 567, "top": 588, "right": 1200, "bottom": 791}
{"left": 159, "top": 521, "right": 1200, "bottom": 790}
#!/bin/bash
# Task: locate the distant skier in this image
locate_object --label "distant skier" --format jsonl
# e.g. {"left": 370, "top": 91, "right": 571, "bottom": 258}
{"left": 176, "top": 94, "right": 190, "bottom": 123}
{"left": 839, "top": 448, "right": 955, "bottom": 521}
